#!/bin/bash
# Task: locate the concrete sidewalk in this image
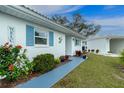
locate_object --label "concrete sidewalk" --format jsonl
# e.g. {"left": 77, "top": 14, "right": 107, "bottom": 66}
{"left": 16, "top": 57, "right": 85, "bottom": 88}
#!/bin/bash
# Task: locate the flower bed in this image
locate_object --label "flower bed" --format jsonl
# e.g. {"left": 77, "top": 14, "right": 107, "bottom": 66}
{"left": 0, "top": 43, "right": 34, "bottom": 87}
{"left": 0, "top": 71, "right": 40, "bottom": 88}
{"left": 0, "top": 43, "right": 71, "bottom": 87}
{"left": 0, "top": 43, "right": 33, "bottom": 81}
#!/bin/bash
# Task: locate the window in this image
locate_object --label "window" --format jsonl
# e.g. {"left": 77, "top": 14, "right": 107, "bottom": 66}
{"left": 35, "top": 29, "right": 48, "bottom": 45}
{"left": 75, "top": 39, "right": 81, "bottom": 46}
{"left": 82, "top": 41, "right": 87, "bottom": 45}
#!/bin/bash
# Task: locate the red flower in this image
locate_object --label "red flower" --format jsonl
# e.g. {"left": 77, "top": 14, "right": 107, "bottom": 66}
{"left": 8, "top": 64, "right": 14, "bottom": 71}
{"left": 16, "top": 45, "right": 22, "bottom": 49}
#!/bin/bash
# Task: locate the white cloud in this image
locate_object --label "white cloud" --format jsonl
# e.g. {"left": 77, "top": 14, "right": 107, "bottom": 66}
{"left": 59, "top": 6, "right": 83, "bottom": 13}
{"left": 27, "top": 5, "right": 84, "bottom": 16}
{"left": 27, "top": 5, "right": 64, "bottom": 15}
{"left": 91, "top": 16, "right": 124, "bottom": 35}
{"left": 93, "top": 16, "right": 124, "bottom": 27}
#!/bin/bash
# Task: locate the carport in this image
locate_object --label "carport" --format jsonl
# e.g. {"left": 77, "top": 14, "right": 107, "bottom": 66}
{"left": 110, "top": 37, "right": 124, "bottom": 54}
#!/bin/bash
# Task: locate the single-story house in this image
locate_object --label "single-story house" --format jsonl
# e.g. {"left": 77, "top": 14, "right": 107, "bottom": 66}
{"left": 0, "top": 5, "right": 85, "bottom": 60}
{"left": 87, "top": 35, "right": 124, "bottom": 54}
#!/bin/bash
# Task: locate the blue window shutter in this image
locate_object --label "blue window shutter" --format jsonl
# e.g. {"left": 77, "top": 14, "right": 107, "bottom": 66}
{"left": 49, "top": 31, "right": 54, "bottom": 46}
{"left": 26, "top": 25, "right": 34, "bottom": 46}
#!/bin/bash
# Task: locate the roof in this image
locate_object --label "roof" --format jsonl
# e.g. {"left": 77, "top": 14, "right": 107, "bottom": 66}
{"left": 0, "top": 5, "right": 86, "bottom": 39}
{"left": 22, "top": 5, "right": 72, "bottom": 30}
{"left": 87, "top": 35, "right": 124, "bottom": 41}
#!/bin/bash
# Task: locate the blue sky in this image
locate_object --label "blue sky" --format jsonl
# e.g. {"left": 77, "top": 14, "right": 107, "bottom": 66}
{"left": 28, "top": 5, "right": 124, "bottom": 36}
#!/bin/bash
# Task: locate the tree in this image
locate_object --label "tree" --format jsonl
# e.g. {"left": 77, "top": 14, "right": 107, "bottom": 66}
{"left": 69, "top": 14, "right": 86, "bottom": 32}
{"left": 51, "top": 15, "right": 69, "bottom": 26}
{"left": 80, "top": 24, "right": 101, "bottom": 37}
{"left": 51, "top": 14, "right": 101, "bottom": 37}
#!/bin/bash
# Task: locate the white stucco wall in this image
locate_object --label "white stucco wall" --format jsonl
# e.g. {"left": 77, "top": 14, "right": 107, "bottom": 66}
{"left": 87, "top": 38, "right": 110, "bottom": 54}
{"left": 72, "top": 37, "right": 82, "bottom": 55}
{"left": 0, "top": 12, "right": 65, "bottom": 60}
{"left": 65, "top": 36, "right": 83, "bottom": 56}
{"left": 110, "top": 39, "right": 124, "bottom": 54}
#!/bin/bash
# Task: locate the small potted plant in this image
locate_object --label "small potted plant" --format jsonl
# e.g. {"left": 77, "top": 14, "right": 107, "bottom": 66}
{"left": 82, "top": 50, "right": 87, "bottom": 59}
{"left": 65, "top": 55, "right": 69, "bottom": 61}
{"left": 78, "top": 51, "right": 82, "bottom": 56}
{"left": 59, "top": 56, "right": 65, "bottom": 62}
{"left": 75, "top": 50, "right": 79, "bottom": 56}
{"left": 75, "top": 50, "right": 82, "bottom": 56}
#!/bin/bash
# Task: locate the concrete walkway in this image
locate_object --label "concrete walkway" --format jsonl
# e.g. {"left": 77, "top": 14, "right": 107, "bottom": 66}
{"left": 16, "top": 57, "right": 85, "bottom": 88}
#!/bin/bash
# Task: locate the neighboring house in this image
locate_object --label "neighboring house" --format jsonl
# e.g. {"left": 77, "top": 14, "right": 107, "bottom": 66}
{"left": 0, "top": 5, "right": 85, "bottom": 60}
{"left": 87, "top": 35, "right": 124, "bottom": 54}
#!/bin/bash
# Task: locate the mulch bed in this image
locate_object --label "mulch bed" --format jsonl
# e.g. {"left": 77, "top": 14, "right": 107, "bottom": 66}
{"left": 0, "top": 71, "right": 41, "bottom": 88}
{"left": 0, "top": 60, "right": 71, "bottom": 88}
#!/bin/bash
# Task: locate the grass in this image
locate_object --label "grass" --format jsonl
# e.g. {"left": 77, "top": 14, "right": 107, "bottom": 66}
{"left": 53, "top": 53, "right": 124, "bottom": 88}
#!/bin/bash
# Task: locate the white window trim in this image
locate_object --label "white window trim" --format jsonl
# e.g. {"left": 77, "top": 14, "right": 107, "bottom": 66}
{"left": 75, "top": 38, "right": 81, "bottom": 46}
{"left": 34, "top": 28, "right": 49, "bottom": 47}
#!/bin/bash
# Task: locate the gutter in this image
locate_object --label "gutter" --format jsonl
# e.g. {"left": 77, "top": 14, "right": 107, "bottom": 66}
{"left": 0, "top": 5, "right": 86, "bottom": 39}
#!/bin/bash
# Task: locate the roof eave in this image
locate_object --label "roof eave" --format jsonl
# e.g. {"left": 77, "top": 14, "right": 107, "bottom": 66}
{"left": 0, "top": 5, "right": 86, "bottom": 39}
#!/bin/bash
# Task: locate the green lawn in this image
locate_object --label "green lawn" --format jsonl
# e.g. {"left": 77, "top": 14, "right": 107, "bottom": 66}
{"left": 53, "top": 54, "right": 124, "bottom": 88}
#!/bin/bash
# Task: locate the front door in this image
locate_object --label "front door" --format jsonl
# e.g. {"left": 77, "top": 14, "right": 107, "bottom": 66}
{"left": 65, "top": 36, "right": 72, "bottom": 55}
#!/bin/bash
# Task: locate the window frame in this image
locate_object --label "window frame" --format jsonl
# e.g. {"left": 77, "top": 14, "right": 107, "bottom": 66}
{"left": 75, "top": 39, "right": 81, "bottom": 46}
{"left": 82, "top": 41, "right": 87, "bottom": 45}
{"left": 34, "top": 28, "right": 49, "bottom": 47}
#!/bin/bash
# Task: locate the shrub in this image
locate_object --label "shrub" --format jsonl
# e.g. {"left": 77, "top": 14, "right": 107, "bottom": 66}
{"left": 120, "top": 50, "right": 124, "bottom": 62}
{"left": 54, "top": 58, "right": 61, "bottom": 64}
{"left": 108, "top": 51, "right": 111, "bottom": 53}
{"left": 32, "top": 53, "right": 55, "bottom": 73}
{"left": 0, "top": 43, "right": 32, "bottom": 81}
{"left": 91, "top": 49, "right": 95, "bottom": 52}
{"left": 96, "top": 49, "right": 99, "bottom": 53}
{"left": 88, "top": 49, "right": 90, "bottom": 52}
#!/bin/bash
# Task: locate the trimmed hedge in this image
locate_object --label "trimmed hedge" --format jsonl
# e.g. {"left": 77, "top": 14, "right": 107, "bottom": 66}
{"left": 32, "top": 53, "right": 55, "bottom": 73}
{"left": 54, "top": 58, "right": 61, "bottom": 64}
{"left": 120, "top": 50, "right": 124, "bottom": 63}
